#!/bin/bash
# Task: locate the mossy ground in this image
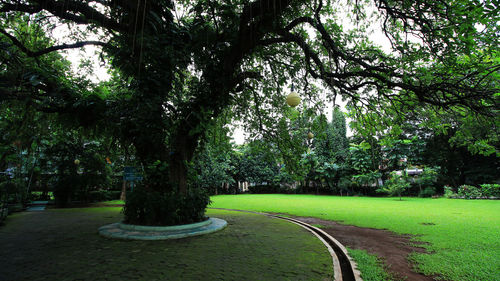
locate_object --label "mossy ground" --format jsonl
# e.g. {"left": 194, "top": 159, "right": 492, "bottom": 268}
{"left": 210, "top": 195, "right": 500, "bottom": 281}
{"left": 0, "top": 207, "right": 333, "bottom": 281}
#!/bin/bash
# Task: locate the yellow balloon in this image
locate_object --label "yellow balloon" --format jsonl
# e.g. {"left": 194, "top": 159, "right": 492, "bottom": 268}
{"left": 286, "top": 92, "right": 301, "bottom": 107}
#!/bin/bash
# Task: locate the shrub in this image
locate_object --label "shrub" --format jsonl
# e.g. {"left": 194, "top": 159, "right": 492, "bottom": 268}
{"left": 458, "top": 185, "right": 482, "bottom": 199}
{"left": 479, "top": 184, "right": 500, "bottom": 198}
{"left": 415, "top": 167, "right": 439, "bottom": 185}
{"left": 419, "top": 187, "right": 436, "bottom": 198}
{"left": 88, "top": 190, "right": 121, "bottom": 202}
{"left": 352, "top": 171, "right": 382, "bottom": 188}
{"left": 52, "top": 174, "right": 78, "bottom": 208}
{"left": 123, "top": 186, "right": 210, "bottom": 226}
{"left": 0, "top": 204, "right": 7, "bottom": 224}
{"left": 443, "top": 186, "right": 457, "bottom": 198}
{"left": 248, "top": 184, "right": 297, "bottom": 194}
{"left": 72, "top": 188, "right": 121, "bottom": 202}
{"left": 377, "top": 172, "right": 410, "bottom": 200}
{"left": 0, "top": 179, "right": 28, "bottom": 205}
{"left": 248, "top": 184, "right": 281, "bottom": 194}
{"left": 30, "top": 191, "right": 53, "bottom": 201}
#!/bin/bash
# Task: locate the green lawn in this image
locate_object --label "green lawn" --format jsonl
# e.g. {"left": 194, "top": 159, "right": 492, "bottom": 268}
{"left": 99, "top": 199, "right": 125, "bottom": 205}
{"left": 210, "top": 194, "right": 500, "bottom": 281}
{"left": 0, "top": 207, "right": 333, "bottom": 280}
{"left": 347, "top": 248, "right": 394, "bottom": 281}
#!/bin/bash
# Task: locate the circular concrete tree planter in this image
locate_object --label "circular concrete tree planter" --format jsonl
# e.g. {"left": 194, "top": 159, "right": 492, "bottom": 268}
{"left": 98, "top": 217, "right": 227, "bottom": 240}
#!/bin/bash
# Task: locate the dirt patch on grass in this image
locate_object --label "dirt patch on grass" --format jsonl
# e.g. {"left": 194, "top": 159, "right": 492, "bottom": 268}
{"left": 294, "top": 216, "right": 435, "bottom": 281}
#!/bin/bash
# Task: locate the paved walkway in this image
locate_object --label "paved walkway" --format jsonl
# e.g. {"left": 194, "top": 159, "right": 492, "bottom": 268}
{"left": 26, "top": 201, "right": 48, "bottom": 212}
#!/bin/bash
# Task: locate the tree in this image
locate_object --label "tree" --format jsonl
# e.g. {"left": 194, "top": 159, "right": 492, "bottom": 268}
{"left": 237, "top": 140, "right": 280, "bottom": 185}
{"left": 312, "top": 107, "right": 349, "bottom": 192}
{"left": 348, "top": 141, "right": 382, "bottom": 194}
{"left": 413, "top": 166, "right": 439, "bottom": 196}
{"left": 1, "top": 0, "right": 498, "bottom": 225}
{"left": 349, "top": 94, "right": 499, "bottom": 187}
{"left": 191, "top": 116, "right": 236, "bottom": 194}
{"left": 377, "top": 171, "right": 410, "bottom": 201}
{"left": 314, "top": 107, "right": 348, "bottom": 164}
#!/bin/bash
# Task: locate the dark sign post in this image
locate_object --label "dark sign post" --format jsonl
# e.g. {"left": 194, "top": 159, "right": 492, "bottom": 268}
{"left": 123, "top": 167, "right": 143, "bottom": 192}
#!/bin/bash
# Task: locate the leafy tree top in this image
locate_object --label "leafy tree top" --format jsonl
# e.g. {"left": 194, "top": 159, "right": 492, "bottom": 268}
{"left": 1, "top": 0, "right": 498, "bottom": 192}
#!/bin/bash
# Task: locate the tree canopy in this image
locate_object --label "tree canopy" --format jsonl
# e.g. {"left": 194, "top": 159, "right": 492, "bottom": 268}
{"left": 1, "top": 0, "right": 498, "bottom": 224}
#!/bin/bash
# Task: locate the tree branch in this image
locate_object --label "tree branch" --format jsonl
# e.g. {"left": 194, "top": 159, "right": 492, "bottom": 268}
{"left": 1, "top": 0, "right": 127, "bottom": 32}
{"left": 259, "top": 22, "right": 497, "bottom": 115}
{"left": 0, "top": 28, "right": 107, "bottom": 57}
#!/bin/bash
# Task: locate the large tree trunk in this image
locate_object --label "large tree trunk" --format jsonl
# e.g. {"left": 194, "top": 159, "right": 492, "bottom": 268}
{"left": 169, "top": 151, "right": 188, "bottom": 194}
{"left": 169, "top": 131, "right": 198, "bottom": 194}
{"left": 120, "top": 180, "right": 127, "bottom": 201}
{"left": 120, "top": 145, "right": 130, "bottom": 201}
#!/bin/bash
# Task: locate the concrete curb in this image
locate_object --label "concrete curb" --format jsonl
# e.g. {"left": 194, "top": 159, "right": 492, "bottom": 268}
{"left": 273, "top": 216, "right": 363, "bottom": 281}
{"left": 209, "top": 207, "right": 362, "bottom": 281}
{"left": 98, "top": 217, "right": 227, "bottom": 240}
{"left": 117, "top": 219, "right": 211, "bottom": 232}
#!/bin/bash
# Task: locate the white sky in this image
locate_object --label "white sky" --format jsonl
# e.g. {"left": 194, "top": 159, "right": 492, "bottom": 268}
{"left": 51, "top": 24, "right": 111, "bottom": 82}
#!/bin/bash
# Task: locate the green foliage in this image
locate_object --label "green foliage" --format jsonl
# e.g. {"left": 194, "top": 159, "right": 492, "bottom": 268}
{"left": 349, "top": 142, "right": 375, "bottom": 173}
{"left": 29, "top": 191, "right": 54, "bottom": 201}
{"left": 43, "top": 129, "right": 113, "bottom": 207}
{"left": 350, "top": 102, "right": 499, "bottom": 188}
{"left": 443, "top": 186, "right": 457, "bottom": 198}
{"left": 123, "top": 186, "right": 210, "bottom": 226}
{"left": 1, "top": 0, "right": 499, "bottom": 224}
{"left": 423, "top": 133, "right": 499, "bottom": 187}
{"left": 273, "top": 167, "right": 296, "bottom": 185}
{"left": 414, "top": 166, "right": 440, "bottom": 197}
{"left": 352, "top": 171, "right": 381, "bottom": 188}
{"left": 314, "top": 108, "right": 349, "bottom": 165}
{"left": 191, "top": 121, "right": 236, "bottom": 194}
{"left": 51, "top": 171, "right": 78, "bottom": 208}
{"left": 248, "top": 184, "right": 287, "bottom": 194}
{"left": 348, "top": 141, "right": 382, "bottom": 194}
{"left": 0, "top": 206, "right": 7, "bottom": 223}
{"left": 299, "top": 151, "right": 320, "bottom": 181}
{"left": 479, "top": 184, "right": 500, "bottom": 198}
{"left": 347, "top": 248, "right": 395, "bottom": 281}
{"left": 268, "top": 109, "right": 317, "bottom": 182}
{"left": 377, "top": 172, "right": 410, "bottom": 200}
{"left": 0, "top": 178, "right": 28, "bottom": 205}
{"left": 310, "top": 109, "right": 350, "bottom": 193}
{"left": 415, "top": 167, "right": 439, "bottom": 187}
{"left": 454, "top": 184, "right": 500, "bottom": 199}
{"left": 236, "top": 141, "right": 280, "bottom": 185}
{"left": 457, "top": 185, "right": 482, "bottom": 199}
{"left": 315, "top": 162, "right": 343, "bottom": 192}
{"left": 79, "top": 190, "right": 121, "bottom": 203}
{"left": 143, "top": 160, "right": 170, "bottom": 191}
{"left": 381, "top": 137, "right": 424, "bottom": 169}
{"left": 419, "top": 187, "right": 436, "bottom": 198}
